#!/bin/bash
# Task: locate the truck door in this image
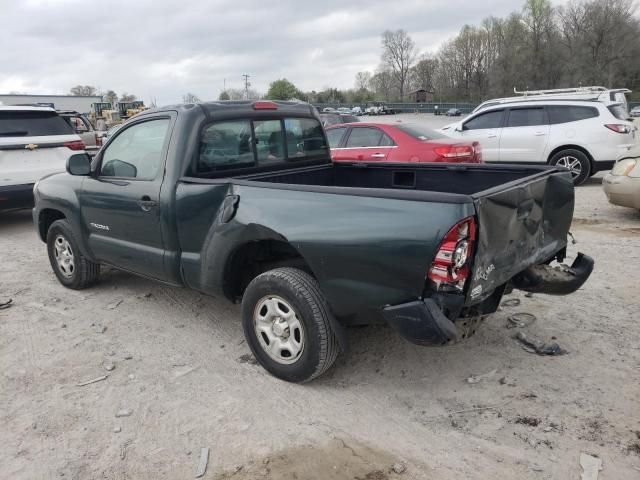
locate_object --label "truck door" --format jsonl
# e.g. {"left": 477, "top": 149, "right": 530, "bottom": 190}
{"left": 499, "top": 107, "right": 550, "bottom": 163}
{"left": 80, "top": 115, "right": 173, "bottom": 280}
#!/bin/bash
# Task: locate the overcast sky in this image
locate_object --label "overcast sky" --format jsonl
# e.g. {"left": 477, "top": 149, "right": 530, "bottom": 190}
{"left": 2, "top": 0, "right": 552, "bottom": 105}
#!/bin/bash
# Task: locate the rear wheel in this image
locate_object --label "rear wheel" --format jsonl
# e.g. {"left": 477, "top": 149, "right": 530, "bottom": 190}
{"left": 549, "top": 149, "right": 591, "bottom": 185}
{"left": 46, "top": 220, "right": 100, "bottom": 289}
{"left": 241, "top": 267, "right": 339, "bottom": 383}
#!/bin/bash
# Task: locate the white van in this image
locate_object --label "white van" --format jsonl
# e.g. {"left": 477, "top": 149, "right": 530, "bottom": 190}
{"left": 440, "top": 99, "right": 635, "bottom": 185}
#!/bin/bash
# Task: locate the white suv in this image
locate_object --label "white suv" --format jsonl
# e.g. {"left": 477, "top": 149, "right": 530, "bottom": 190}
{"left": 440, "top": 100, "right": 635, "bottom": 184}
{"left": 0, "top": 106, "right": 85, "bottom": 210}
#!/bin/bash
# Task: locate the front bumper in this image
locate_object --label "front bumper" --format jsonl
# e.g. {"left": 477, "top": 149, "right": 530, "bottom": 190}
{"left": 382, "top": 253, "right": 594, "bottom": 346}
{"left": 602, "top": 173, "right": 640, "bottom": 209}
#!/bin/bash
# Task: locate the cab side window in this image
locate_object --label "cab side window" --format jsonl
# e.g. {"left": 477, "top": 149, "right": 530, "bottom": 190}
{"left": 101, "top": 119, "right": 170, "bottom": 179}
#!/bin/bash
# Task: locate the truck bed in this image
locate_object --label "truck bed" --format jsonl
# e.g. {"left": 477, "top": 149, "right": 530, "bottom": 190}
{"left": 242, "top": 162, "right": 559, "bottom": 199}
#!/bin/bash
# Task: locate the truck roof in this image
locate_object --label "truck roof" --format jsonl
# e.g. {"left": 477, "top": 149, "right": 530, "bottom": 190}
{"left": 142, "top": 100, "right": 318, "bottom": 118}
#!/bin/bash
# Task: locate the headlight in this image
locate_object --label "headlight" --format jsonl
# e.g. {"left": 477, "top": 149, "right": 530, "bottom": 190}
{"left": 611, "top": 158, "right": 638, "bottom": 176}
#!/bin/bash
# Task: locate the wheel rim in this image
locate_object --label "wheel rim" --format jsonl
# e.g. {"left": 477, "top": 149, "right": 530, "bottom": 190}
{"left": 253, "top": 295, "right": 305, "bottom": 365}
{"left": 53, "top": 235, "right": 75, "bottom": 278}
{"left": 556, "top": 155, "right": 582, "bottom": 179}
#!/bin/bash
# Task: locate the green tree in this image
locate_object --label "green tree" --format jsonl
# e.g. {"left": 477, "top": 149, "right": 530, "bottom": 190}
{"left": 218, "top": 91, "right": 230, "bottom": 100}
{"left": 266, "top": 79, "right": 301, "bottom": 100}
{"left": 182, "top": 92, "right": 201, "bottom": 103}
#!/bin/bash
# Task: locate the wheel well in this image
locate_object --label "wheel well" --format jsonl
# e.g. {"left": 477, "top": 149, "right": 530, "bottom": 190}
{"left": 224, "top": 240, "right": 313, "bottom": 301}
{"left": 547, "top": 145, "right": 594, "bottom": 170}
{"left": 38, "top": 209, "right": 65, "bottom": 241}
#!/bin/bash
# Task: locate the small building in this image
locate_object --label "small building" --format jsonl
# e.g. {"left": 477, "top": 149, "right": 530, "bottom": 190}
{"left": 407, "top": 89, "right": 434, "bottom": 103}
{"left": 0, "top": 94, "right": 102, "bottom": 114}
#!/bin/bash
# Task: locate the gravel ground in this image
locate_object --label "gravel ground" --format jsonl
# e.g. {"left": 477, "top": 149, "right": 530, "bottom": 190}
{"left": 1, "top": 124, "right": 640, "bottom": 478}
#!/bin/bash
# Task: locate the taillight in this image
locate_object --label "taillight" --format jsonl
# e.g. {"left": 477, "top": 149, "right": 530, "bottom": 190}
{"left": 428, "top": 217, "right": 476, "bottom": 292}
{"left": 604, "top": 124, "right": 632, "bottom": 134}
{"left": 64, "top": 140, "right": 86, "bottom": 151}
{"left": 433, "top": 144, "right": 476, "bottom": 162}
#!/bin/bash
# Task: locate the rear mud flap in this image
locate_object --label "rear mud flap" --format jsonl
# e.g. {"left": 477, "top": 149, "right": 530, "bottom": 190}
{"left": 511, "top": 253, "right": 594, "bottom": 295}
{"left": 382, "top": 299, "right": 458, "bottom": 346}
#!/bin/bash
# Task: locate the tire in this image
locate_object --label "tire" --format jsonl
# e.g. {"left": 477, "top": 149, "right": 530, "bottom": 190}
{"left": 241, "top": 267, "right": 339, "bottom": 383}
{"left": 46, "top": 219, "right": 100, "bottom": 289}
{"left": 549, "top": 149, "right": 591, "bottom": 185}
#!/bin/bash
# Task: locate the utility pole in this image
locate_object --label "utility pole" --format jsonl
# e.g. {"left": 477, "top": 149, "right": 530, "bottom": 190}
{"left": 242, "top": 74, "right": 250, "bottom": 99}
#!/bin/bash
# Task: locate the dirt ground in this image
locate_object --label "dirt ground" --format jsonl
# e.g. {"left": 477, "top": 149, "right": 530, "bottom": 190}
{"left": 2, "top": 165, "right": 640, "bottom": 478}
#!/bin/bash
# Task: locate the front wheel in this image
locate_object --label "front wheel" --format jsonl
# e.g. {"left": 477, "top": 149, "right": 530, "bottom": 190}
{"left": 241, "top": 267, "right": 339, "bottom": 383}
{"left": 549, "top": 149, "right": 591, "bottom": 185}
{"left": 46, "top": 219, "right": 100, "bottom": 289}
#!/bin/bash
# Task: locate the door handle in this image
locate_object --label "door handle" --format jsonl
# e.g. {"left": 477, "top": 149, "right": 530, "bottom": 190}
{"left": 534, "top": 132, "right": 546, "bottom": 136}
{"left": 487, "top": 134, "right": 497, "bottom": 138}
{"left": 137, "top": 196, "right": 157, "bottom": 212}
{"left": 370, "top": 153, "right": 386, "bottom": 158}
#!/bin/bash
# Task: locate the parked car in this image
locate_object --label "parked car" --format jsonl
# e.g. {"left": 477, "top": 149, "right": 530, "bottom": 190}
{"left": 351, "top": 106, "right": 363, "bottom": 115}
{"left": 472, "top": 86, "right": 632, "bottom": 114}
{"left": 440, "top": 100, "right": 635, "bottom": 185}
{"left": 602, "top": 148, "right": 640, "bottom": 210}
{"left": 336, "top": 107, "right": 351, "bottom": 114}
{"left": 319, "top": 113, "right": 360, "bottom": 127}
{"left": 57, "top": 110, "right": 102, "bottom": 156}
{"left": 33, "top": 100, "right": 592, "bottom": 382}
{"left": 364, "top": 102, "right": 396, "bottom": 115}
{"left": 327, "top": 122, "right": 482, "bottom": 164}
{"left": 0, "top": 106, "right": 85, "bottom": 211}
{"left": 446, "top": 108, "right": 462, "bottom": 116}
{"left": 322, "top": 107, "right": 336, "bottom": 113}
{"left": 629, "top": 106, "right": 640, "bottom": 118}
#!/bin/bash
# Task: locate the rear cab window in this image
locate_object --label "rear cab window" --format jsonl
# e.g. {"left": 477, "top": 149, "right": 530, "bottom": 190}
{"left": 0, "top": 110, "right": 74, "bottom": 137}
{"left": 195, "top": 116, "right": 328, "bottom": 175}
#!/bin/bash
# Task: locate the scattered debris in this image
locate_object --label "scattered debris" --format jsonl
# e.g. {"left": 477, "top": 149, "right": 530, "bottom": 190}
{"left": 124, "top": 354, "right": 133, "bottom": 360}
{"left": 514, "top": 332, "right": 567, "bottom": 355}
{"left": 128, "top": 374, "right": 135, "bottom": 380}
{"left": 0, "top": 298, "right": 13, "bottom": 310}
{"left": 113, "top": 426, "right": 121, "bottom": 433}
{"left": 507, "top": 312, "right": 537, "bottom": 329}
{"left": 425, "top": 398, "right": 512, "bottom": 419}
{"left": 501, "top": 298, "right": 521, "bottom": 307}
{"left": 237, "top": 339, "right": 245, "bottom": 346}
{"left": 195, "top": 447, "right": 209, "bottom": 478}
{"left": 115, "top": 409, "right": 133, "bottom": 418}
{"left": 531, "top": 465, "right": 543, "bottom": 472}
{"left": 104, "top": 362, "right": 115, "bottom": 372}
{"left": 515, "top": 415, "right": 541, "bottom": 427}
{"left": 466, "top": 369, "right": 497, "bottom": 384}
{"left": 94, "top": 324, "right": 107, "bottom": 334}
{"left": 580, "top": 452, "right": 602, "bottom": 480}
{"left": 143, "top": 292, "right": 153, "bottom": 298}
{"left": 107, "top": 299, "right": 123, "bottom": 310}
{"left": 76, "top": 375, "right": 108, "bottom": 387}
{"left": 499, "top": 376, "right": 517, "bottom": 387}
{"left": 120, "top": 440, "right": 132, "bottom": 460}
{"left": 236, "top": 354, "right": 257, "bottom": 365}
{"left": 391, "top": 462, "right": 406, "bottom": 474}
{"left": 628, "top": 441, "right": 640, "bottom": 456}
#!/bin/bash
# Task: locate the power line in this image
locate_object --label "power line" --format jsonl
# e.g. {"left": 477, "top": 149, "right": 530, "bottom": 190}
{"left": 242, "top": 74, "right": 251, "bottom": 99}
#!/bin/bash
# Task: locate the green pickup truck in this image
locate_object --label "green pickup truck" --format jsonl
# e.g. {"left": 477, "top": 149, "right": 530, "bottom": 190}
{"left": 32, "top": 100, "right": 593, "bottom": 382}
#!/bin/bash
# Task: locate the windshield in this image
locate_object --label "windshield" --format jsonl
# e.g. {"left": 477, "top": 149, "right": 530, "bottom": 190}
{"left": 395, "top": 123, "right": 448, "bottom": 141}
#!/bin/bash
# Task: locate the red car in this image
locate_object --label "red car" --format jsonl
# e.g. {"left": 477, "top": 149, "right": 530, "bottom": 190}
{"left": 326, "top": 122, "right": 482, "bottom": 163}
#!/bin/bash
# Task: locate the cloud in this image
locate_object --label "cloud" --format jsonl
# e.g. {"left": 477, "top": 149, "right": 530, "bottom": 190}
{"left": 1, "top": 0, "right": 529, "bottom": 104}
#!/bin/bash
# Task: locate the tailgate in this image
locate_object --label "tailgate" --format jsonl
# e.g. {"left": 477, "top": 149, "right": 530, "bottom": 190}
{"left": 467, "top": 169, "right": 574, "bottom": 303}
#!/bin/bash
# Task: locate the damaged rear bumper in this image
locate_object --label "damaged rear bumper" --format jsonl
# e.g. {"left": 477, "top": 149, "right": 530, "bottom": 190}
{"left": 510, "top": 253, "right": 594, "bottom": 295}
{"left": 382, "top": 253, "right": 594, "bottom": 346}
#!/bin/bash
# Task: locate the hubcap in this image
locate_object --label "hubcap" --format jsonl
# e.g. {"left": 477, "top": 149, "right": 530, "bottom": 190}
{"left": 53, "top": 235, "right": 75, "bottom": 278}
{"left": 253, "top": 295, "right": 304, "bottom": 365}
{"left": 556, "top": 155, "right": 582, "bottom": 178}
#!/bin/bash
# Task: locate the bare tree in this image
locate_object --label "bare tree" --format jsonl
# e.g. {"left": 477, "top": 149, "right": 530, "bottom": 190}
{"left": 370, "top": 68, "right": 395, "bottom": 101}
{"left": 410, "top": 55, "right": 438, "bottom": 92}
{"left": 69, "top": 85, "right": 98, "bottom": 96}
{"left": 354, "top": 71, "right": 372, "bottom": 90}
{"left": 119, "top": 92, "right": 137, "bottom": 103}
{"left": 102, "top": 90, "right": 118, "bottom": 105}
{"left": 182, "top": 92, "right": 201, "bottom": 103}
{"left": 381, "top": 29, "right": 417, "bottom": 99}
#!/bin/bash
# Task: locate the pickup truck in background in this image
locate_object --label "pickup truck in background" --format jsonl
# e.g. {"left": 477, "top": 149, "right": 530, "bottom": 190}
{"left": 32, "top": 101, "right": 594, "bottom": 382}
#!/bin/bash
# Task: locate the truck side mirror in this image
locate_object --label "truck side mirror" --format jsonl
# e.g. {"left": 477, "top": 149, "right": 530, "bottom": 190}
{"left": 455, "top": 125, "right": 463, "bottom": 132}
{"left": 66, "top": 153, "right": 91, "bottom": 176}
